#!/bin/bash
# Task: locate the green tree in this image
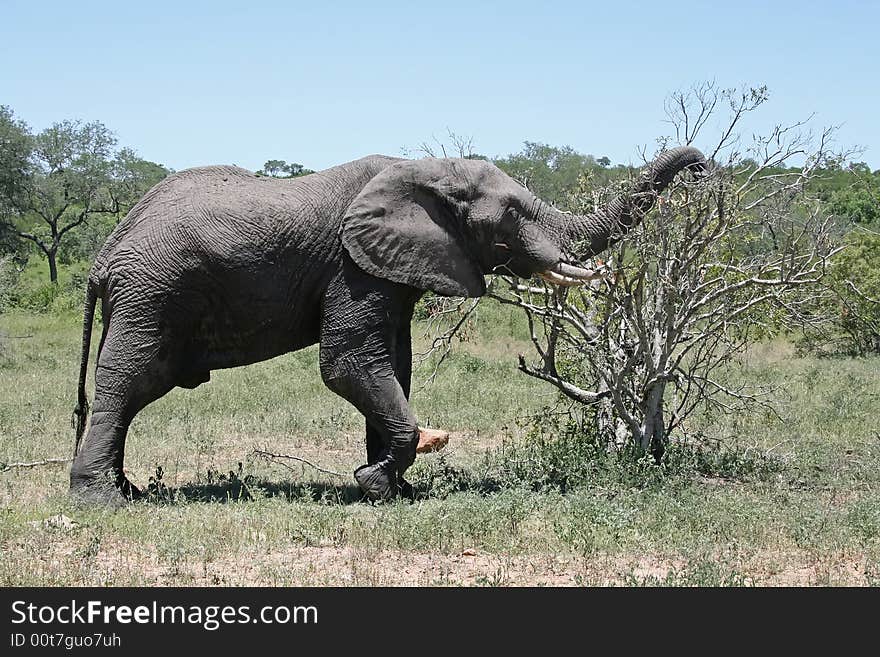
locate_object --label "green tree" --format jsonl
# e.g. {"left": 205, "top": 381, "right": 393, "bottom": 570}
{"left": 802, "top": 231, "right": 880, "bottom": 355}
{"left": 285, "top": 162, "right": 314, "bottom": 177}
{"left": 493, "top": 142, "right": 618, "bottom": 207}
{"left": 61, "top": 149, "right": 169, "bottom": 265}
{"left": 257, "top": 159, "right": 314, "bottom": 177}
{"left": 0, "top": 106, "right": 32, "bottom": 259}
{"left": 261, "top": 159, "right": 288, "bottom": 177}
{"left": 0, "top": 108, "right": 168, "bottom": 282}
{"left": 825, "top": 164, "right": 880, "bottom": 226}
{"left": 111, "top": 148, "right": 169, "bottom": 208}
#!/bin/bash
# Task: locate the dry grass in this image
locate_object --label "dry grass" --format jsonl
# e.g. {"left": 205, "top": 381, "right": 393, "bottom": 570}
{"left": 1, "top": 302, "right": 879, "bottom": 586}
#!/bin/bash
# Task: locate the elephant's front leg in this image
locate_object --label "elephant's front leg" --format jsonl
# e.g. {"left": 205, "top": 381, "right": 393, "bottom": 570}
{"left": 320, "top": 346, "right": 419, "bottom": 500}
{"left": 363, "top": 320, "right": 413, "bottom": 467}
{"left": 319, "top": 276, "right": 422, "bottom": 500}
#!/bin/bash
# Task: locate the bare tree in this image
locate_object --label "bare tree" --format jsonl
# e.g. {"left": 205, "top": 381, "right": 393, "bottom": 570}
{"left": 487, "top": 84, "right": 848, "bottom": 459}
{"left": 403, "top": 128, "right": 483, "bottom": 160}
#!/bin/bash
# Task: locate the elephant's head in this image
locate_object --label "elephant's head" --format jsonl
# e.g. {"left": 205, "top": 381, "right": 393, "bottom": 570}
{"left": 342, "top": 146, "right": 707, "bottom": 296}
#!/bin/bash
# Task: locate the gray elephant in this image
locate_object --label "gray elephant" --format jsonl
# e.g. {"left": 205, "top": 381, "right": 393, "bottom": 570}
{"left": 71, "top": 146, "right": 706, "bottom": 505}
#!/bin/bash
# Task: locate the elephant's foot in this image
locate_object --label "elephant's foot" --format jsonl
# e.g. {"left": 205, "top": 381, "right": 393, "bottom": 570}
{"left": 354, "top": 463, "right": 406, "bottom": 502}
{"left": 398, "top": 477, "right": 415, "bottom": 501}
{"left": 416, "top": 427, "right": 450, "bottom": 454}
{"left": 69, "top": 471, "right": 140, "bottom": 508}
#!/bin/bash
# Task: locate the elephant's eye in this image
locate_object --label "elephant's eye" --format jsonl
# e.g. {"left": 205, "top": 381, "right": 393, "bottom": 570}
{"left": 501, "top": 206, "right": 520, "bottom": 227}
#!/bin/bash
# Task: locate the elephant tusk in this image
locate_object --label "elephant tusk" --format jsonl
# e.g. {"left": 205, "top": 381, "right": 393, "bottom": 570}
{"left": 538, "top": 270, "right": 584, "bottom": 287}
{"left": 553, "top": 261, "right": 605, "bottom": 280}
{"left": 539, "top": 261, "right": 607, "bottom": 287}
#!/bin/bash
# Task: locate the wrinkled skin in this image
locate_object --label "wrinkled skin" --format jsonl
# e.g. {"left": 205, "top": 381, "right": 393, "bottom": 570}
{"left": 70, "top": 147, "right": 706, "bottom": 505}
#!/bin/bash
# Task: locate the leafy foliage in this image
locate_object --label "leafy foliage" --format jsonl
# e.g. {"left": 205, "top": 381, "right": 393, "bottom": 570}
{"left": 407, "top": 407, "right": 784, "bottom": 499}
{"left": 494, "top": 142, "right": 619, "bottom": 207}
{"left": 0, "top": 107, "right": 169, "bottom": 281}
{"left": 799, "top": 230, "right": 880, "bottom": 355}
{"left": 820, "top": 162, "right": 880, "bottom": 227}
{"left": 255, "top": 159, "right": 314, "bottom": 178}
{"left": 828, "top": 232, "right": 880, "bottom": 353}
{"left": 0, "top": 255, "right": 21, "bottom": 313}
{"left": 0, "top": 106, "right": 32, "bottom": 219}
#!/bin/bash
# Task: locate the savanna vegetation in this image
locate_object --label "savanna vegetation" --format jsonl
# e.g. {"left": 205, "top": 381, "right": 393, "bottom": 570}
{"left": 1, "top": 86, "right": 879, "bottom": 585}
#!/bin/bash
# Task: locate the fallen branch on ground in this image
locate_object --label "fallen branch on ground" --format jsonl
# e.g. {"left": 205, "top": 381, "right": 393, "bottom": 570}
{"left": 1, "top": 457, "right": 71, "bottom": 473}
{"left": 250, "top": 448, "right": 346, "bottom": 478}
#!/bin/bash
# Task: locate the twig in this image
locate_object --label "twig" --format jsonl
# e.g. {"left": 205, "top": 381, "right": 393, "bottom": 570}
{"left": 844, "top": 280, "right": 880, "bottom": 305}
{"left": 250, "top": 448, "right": 346, "bottom": 478}
{"left": 415, "top": 296, "right": 482, "bottom": 387}
{"left": 1, "top": 457, "right": 71, "bottom": 473}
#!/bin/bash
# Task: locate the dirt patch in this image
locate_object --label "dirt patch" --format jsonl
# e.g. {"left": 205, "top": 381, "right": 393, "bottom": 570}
{"left": 87, "top": 542, "right": 875, "bottom": 586}
{"left": 90, "top": 542, "right": 582, "bottom": 586}
{"left": 5, "top": 528, "right": 876, "bottom": 586}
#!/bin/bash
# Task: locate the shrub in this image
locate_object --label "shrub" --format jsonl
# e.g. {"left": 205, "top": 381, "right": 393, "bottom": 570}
{"left": 0, "top": 256, "right": 21, "bottom": 313}
{"left": 3, "top": 258, "right": 87, "bottom": 313}
{"left": 498, "top": 411, "right": 784, "bottom": 492}
{"left": 826, "top": 232, "right": 880, "bottom": 354}
{"left": 798, "top": 231, "right": 880, "bottom": 355}
{"left": 407, "top": 407, "right": 784, "bottom": 500}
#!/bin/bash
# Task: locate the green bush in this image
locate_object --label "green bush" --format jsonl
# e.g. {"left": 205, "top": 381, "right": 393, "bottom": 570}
{"left": 493, "top": 412, "right": 783, "bottom": 492}
{"left": 407, "top": 408, "right": 784, "bottom": 499}
{"left": 0, "top": 256, "right": 21, "bottom": 313}
{"left": 830, "top": 232, "right": 880, "bottom": 354}
{"left": 3, "top": 258, "right": 88, "bottom": 313}
{"left": 799, "top": 231, "right": 880, "bottom": 355}
{"left": 825, "top": 164, "right": 880, "bottom": 227}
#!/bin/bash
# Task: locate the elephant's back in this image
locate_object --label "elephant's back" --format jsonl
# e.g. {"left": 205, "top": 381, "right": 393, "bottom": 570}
{"left": 98, "top": 166, "right": 272, "bottom": 254}
{"left": 91, "top": 166, "right": 334, "bottom": 357}
{"left": 91, "top": 166, "right": 322, "bottom": 284}
{"left": 85, "top": 156, "right": 401, "bottom": 368}
{"left": 94, "top": 156, "right": 403, "bottom": 278}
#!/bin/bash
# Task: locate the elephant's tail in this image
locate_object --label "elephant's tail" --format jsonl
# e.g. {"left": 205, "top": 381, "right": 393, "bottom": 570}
{"left": 72, "top": 278, "right": 98, "bottom": 457}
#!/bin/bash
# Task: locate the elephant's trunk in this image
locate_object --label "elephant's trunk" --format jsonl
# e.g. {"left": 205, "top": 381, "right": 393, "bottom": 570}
{"left": 538, "top": 146, "right": 708, "bottom": 263}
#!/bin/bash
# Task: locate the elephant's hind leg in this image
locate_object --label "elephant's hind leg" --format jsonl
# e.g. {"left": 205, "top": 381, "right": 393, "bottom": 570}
{"left": 70, "top": 315, "right": 177, "bottom": 506}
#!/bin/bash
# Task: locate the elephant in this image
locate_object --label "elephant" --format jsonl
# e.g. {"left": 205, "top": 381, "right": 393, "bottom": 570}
{"left": 70, "top": 145, "right": 706, "bottom": 505}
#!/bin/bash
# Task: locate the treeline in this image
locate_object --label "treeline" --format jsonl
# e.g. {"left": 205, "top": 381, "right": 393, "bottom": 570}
{"left": 2, "top": 104, "right": 879, "bottom": 350}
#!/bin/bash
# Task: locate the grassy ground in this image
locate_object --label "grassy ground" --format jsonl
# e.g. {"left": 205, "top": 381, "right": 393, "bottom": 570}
{"left": 1, "top": 301, "right": 879, "bottom": 586}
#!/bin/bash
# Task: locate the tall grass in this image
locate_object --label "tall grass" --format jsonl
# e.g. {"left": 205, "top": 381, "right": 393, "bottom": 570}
{"left": 1, "top": 297, "right": 879, "bottom": 585}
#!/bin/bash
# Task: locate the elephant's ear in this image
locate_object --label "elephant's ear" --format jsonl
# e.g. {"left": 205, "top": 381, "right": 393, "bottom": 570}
{"left": 341, "top": 159, "right": 487, "bottom": 297}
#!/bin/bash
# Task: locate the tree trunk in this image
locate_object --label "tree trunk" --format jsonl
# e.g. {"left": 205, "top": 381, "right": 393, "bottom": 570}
{"left": 47, "top": 250, "right": 58, "bottom": 284}
{"left": 597, "top": 390, "right": 630, "bottom": 449}
{"left": 640, "top": 381, "right": 667, "bottom": 463}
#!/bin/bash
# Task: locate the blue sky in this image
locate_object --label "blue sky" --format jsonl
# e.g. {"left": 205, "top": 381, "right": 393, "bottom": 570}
{"left": 2, "top": 0, "right": 877, "bottom": 171}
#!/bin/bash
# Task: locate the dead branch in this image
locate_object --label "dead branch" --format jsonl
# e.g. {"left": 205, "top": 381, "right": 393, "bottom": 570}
{"left": 1, "top": 457, "right": 71, "bottom": 473}
{"left": 516, "top": 354, "right": 610, "bottom": 405}
{"left": 414, "top": 295, "right": 482, "bottom": 386}
{"left": 249, "top": 448, "right": 346, "bottom": 478}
